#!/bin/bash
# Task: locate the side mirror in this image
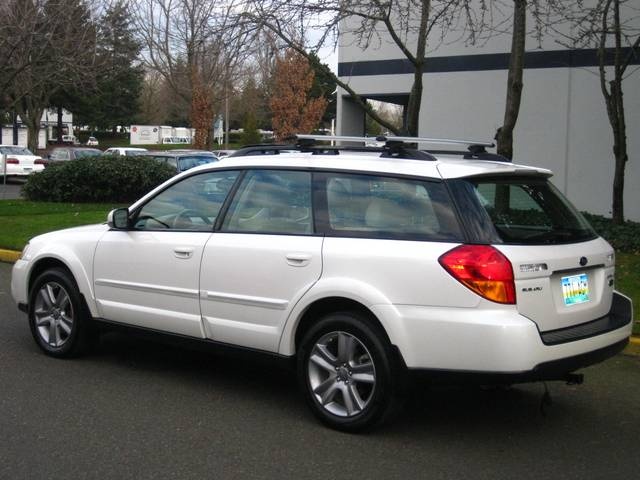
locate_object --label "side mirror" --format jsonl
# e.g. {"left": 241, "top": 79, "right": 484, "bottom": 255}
{"left": 107, "top": 208, "right": 129, "bottom": 229}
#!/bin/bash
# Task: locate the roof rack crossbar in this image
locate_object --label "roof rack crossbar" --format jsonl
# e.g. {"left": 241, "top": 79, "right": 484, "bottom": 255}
{"left": 296, "top": 134, "right": 495, "bottom": 148}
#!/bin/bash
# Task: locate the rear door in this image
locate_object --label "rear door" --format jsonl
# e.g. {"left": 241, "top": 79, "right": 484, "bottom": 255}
{"left": 199, "top": 169, "right": 322, "bottom": 352}
{"left": 451, "top": 177, "right": 615, "bottom": 332}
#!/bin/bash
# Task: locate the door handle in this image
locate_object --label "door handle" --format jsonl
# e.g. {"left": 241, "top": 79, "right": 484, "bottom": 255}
{"left": 285, "top": 253, "right": 312, "bottom": 267}
{"left": 174, "top": 247, "right": 194, "bottom": 259}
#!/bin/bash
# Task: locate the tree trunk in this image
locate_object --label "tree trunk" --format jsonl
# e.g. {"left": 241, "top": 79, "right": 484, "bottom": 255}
{"left": 16, "top": 99, "right": 43, "bottom": 153}
{"left": 57, "top": 106, "right": 64, "bottom": 142}
{"left": 496, "top": 0, "right": 526, "bottom": 160}
{"left": 403, "top": 0, "right": 430, "bottom": 136}
{"left": 609, "top": 80, "right": 627, "bottom": 225}
{"left": 405, "top": 67, "right": 423, "bottom": 136}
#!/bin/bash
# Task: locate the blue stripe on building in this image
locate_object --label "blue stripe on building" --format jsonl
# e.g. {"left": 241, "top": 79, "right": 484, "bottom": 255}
{"left": 338, "top": 48, "right": 640, "bottom": 77}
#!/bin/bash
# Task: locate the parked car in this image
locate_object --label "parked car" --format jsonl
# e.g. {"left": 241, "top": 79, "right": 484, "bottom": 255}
{"left": 10, "top": 135, "right": 633, "bottom": 432}
{"left": 103, "top": 147, "right": 148, "bottom": 157}
{"left": 48, "top": 147, "right": 103, "bottom": 162}
{"left": 86, "top": 137, "right": 99, "bottom": 146}
{"left": 148, "top": 150, "right": 218, "bottom": 174}
{"left": 0, "top": 145, "right": 46, "bottom": 178}
{"left": 211, "top": 149, "right": 235, "bottom": 158}
{"left": 161, "top": 136, "right": 190, "bottom": 144}
{"left": 61, "top": 135, "right": 78, "bottom": 145}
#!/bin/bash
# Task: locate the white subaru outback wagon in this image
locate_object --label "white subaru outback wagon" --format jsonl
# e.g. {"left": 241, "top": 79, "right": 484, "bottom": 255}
{"left": 11, "top": 135, "right": 633, "bottom": 431}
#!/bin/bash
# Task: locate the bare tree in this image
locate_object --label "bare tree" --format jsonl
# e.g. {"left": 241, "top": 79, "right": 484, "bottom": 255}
{"left": 495, "top": 0, "right": 526, "bottom": 160}
{"left": 136, "top": 0, "right": 255, "bottom": 148}
{"left": 0, "top": 0, "right": 98, "bottom": 151}
{"left": 551, "top": 0, "right": 639, "bottom": 223}
{"left": 245, "top": 0, "right": 485, "bottom": 136}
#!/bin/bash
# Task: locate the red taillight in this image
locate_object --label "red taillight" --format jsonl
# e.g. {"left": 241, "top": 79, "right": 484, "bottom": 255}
{"left": 438, "top": 245, "right": 516, "bottom": 304}
{"left": 34, "top": 158, "right": 47, "bottom": 165}
{"left": 6, "top": 157, "right": 19, "bottom": 165}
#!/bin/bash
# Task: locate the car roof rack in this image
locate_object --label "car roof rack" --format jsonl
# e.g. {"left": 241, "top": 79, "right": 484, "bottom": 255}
{"left": 227, "top": 134, "right": 510, "bottom": 162}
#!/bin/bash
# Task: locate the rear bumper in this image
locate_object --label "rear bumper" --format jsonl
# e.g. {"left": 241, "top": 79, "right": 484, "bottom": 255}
{"left": 409, "top": 338, "right": 629, "bottom": 384}
{"left": 372, "top": 291, "right": 633, "bottom": 374}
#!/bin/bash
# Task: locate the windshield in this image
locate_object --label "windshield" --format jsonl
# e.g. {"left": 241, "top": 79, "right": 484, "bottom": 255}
{"left": 0, "top": 146, "right": 33, "bottom": 155}
{"left": 177, "top": 155, "right": 216, "bottom": 171}
{"left": 449, "top": 176, "right": 597, "bottom": 245}
{"left": 74, "top": 149, "right": 102, "bottom": 158}
{"left": 125, "top": 150, "right": 147, "bottom": 156}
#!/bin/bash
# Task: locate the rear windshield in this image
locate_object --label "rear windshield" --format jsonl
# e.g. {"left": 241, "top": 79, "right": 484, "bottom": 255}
{"left": 0, "top": 146, "right": 33, "bottom": 155}
{"left": 449, "top": 176, "right": 597, "bottom": 245}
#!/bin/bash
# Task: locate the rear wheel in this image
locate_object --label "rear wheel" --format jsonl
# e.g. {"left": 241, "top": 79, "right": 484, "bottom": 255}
{"left": 297, "top": 311, "right": 402, "bottom": 432}
{"left": 28, "top": 268, "right": 97, "bottom": 358}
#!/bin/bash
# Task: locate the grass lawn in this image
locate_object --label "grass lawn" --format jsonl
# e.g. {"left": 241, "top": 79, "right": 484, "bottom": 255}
{"left": 0, "top": 199, "right": 638, "bottom": 334}
{"left": 615, "top": 252, "right": 640, "bottom": 335}
{"left": 0, "top": 200, "right": 123, "bottom": 251}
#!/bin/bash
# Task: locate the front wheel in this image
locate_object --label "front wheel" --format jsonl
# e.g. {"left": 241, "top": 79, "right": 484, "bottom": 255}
{"left": 297, "top": 311, "right": 402, "bottom": 432}
{"left": 28, "top": 268, "right": 97, "bottom": 358}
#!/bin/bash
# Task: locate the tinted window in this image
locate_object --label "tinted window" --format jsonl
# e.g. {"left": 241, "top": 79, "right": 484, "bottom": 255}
{"left": 125, "top": 150, "right": 147, "bottom": 156}
{"left": 73, "top": 149, "right": 102, "bottom": 159}
{"left": 222, "top": 170, "right": 312, "bottom": 234}
{"left": 320, "top": 173, "right": 462, "bottom": 241}
{"left": 133, "top": 170, "right": 239, "bottom": 231}
{"left": 454, "top": 177, "right": 596, "bottom": 245}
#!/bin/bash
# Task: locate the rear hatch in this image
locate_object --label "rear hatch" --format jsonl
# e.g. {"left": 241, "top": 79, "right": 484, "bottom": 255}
{"left": 448, "top": 174, "right": 615, "bottom": 332}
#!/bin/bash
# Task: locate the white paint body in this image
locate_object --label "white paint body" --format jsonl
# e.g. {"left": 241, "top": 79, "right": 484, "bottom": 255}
{"left": 11, "top": 153, "right": 632, "bottom": 373}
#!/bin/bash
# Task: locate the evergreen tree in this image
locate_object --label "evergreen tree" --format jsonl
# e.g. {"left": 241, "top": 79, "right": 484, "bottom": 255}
{"left": 69, "top": 1, "right": 144, "bottom": 131}
{"left": 308, "top": 53, "right": 336, "bottom": 126}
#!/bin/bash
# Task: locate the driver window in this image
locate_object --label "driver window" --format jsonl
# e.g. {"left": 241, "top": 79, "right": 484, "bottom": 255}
{"left": 133, "top": 170, "right": 239, "bottom": 231}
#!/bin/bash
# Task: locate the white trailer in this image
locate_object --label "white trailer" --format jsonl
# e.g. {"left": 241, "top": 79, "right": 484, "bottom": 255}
{"left": 130, "top": 125, "right": 161, "bottom": 145}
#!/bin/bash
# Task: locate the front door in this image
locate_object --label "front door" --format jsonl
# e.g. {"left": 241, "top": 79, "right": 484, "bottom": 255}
{"left": 93, "top": 170, "right": 240, "bottom": 337}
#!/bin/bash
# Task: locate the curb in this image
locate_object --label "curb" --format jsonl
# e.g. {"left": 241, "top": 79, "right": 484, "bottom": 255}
{"left": 625, "top": 336, "right": 640, "bottom": 357}
{"left": 0, "top": 246, "right": 638, "bottom": 356}
{"left": 0, "top": 248, "right": 20, "bottom": 263}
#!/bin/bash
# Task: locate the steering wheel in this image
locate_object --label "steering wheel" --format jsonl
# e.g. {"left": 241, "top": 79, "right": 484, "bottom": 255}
{"left": 172, "top": 209, "right": 212, "bottom": 229}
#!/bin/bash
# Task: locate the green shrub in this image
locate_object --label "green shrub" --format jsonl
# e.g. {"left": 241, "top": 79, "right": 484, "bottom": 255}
{"left": 583, "top": 213, "right": 640, "bottom": 253}
{"left": 23, "top": 156, "right": 176, "bottom": 203}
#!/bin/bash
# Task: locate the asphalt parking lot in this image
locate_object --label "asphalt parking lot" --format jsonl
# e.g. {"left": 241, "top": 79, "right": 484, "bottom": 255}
{"left": 0, "top": 262, "right": 639, "bottom": 479}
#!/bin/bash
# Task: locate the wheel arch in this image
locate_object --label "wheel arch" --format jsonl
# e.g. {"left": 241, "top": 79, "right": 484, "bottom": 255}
{"left": 27, "top": 254, "right": 97, "bottom": 317}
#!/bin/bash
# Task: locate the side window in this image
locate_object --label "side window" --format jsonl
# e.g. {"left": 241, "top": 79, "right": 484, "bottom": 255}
{"left": 133, "top": 170, "right": 239, "bottom": 231}
{"left": 50, "top": 149, "right": 70, "bottom": 161}
{"left": 322, "top": 173, "right": 461, "bottom": 241}
{"left": 222, "top": 170, "right": 312, "bottom": 234}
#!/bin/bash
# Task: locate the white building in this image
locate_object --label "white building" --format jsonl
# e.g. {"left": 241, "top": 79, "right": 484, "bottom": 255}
{"left": 1, "top": 108, "right": 74, "bottom": 149}
{"left": 337, "top": 3, "right": 640, "bottom": 221}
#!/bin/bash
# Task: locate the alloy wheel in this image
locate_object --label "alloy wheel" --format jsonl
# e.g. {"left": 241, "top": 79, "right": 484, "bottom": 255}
{"left": 307, "top": 331, "right": 377, "bottom": 417}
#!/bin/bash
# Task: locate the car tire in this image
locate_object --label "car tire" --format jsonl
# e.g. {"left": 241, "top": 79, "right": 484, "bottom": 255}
{"left": 28, "top": 268, "right": 98, "bottom": 358}
{"left": 297, "top": 311, "right": 403, "bottom": 432}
